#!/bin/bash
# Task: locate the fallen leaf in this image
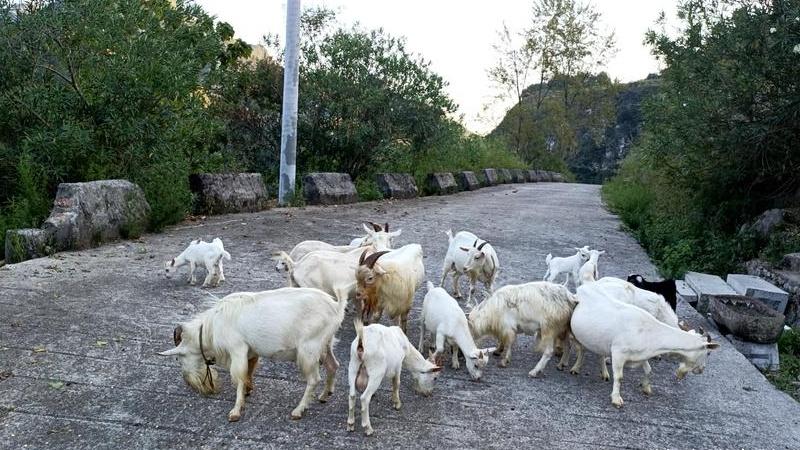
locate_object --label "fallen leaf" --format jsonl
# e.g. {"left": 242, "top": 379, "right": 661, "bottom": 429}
{"left": 33, "top": 345, "right": 47, "bottom": 353}
{"left": 95, "top": 340, "right": 108, "bottom": 348}
{"left": 48, "top": 381, "right": 64, "bottom": 390}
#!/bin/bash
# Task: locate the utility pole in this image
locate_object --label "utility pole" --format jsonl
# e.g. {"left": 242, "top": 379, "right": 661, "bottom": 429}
{"left": 278, "top": 0, "right": 301, "bottom": 205}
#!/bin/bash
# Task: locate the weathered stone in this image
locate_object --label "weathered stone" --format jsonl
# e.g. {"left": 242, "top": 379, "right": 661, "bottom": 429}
{"left": 710, "top": 294, "right": 785, "bottom": 344}
{"left": 40, "top": 180, "right": 150, "bottom": 255}
{"left": 456, "top": 171, "right": 480, "bottom": 191}
{"left": 726, "top": 334, "right": 780, "bottom": 371}
{"left": 510, "top": 169, "right": 527, "bottom": 183}
{"left": 376, "top": 173, "right": 418, "bottom": 199}
{"left": 497, "top": 169, "right": 512, "bottom": 184}
{"left": 526, "top": 170, "right": 538, "bottom": 182}
{"left": 189, "top": 173, "right": 269, "bottom": 215}
{"left": 676, "top": 280, "right": 698, "bottom": 305}
{"left": 782, "top": 253, "right": 800, "bottom": 272}
{"left": 540, "top": 171, "right": 554, "bottom": 182}
{"left": 302, "top": 172, "right": 359, "bottom": 205}
{"left": 425, "top": 172, "right": 459, "bottom": 195}
{"left": 551, "top": 172, "right": 566, "bottom": 182}
{"left": 482, "top": 168, "right": 499, "bottom": 186}
{"left": 684, "top": 271, "right": 738, "bottom": 313}
{"left": 727, "top": 274, "right": 790, "bottom": 314}
{"left": 746, "top": 259, "right": 800, "bottom": 326}
{"left": 749, "top": 208, "right": 785, "bottom": 239}
{"left": 4, "top": 229, "right": 54, "bottom": 263}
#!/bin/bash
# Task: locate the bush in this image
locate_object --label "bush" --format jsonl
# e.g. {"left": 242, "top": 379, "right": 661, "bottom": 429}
{"left": 767, "top": 328, "right": 800, "bottom": 401}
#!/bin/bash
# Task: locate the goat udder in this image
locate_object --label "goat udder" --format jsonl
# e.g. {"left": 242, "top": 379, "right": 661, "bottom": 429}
{"left": 356, "top": 364, "right": 368, "bottom": 392}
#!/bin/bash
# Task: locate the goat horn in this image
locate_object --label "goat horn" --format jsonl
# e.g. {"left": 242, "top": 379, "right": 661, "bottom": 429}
{"left": 477, "top": 241, "right": 489, "bottom": 251}
{"left": 473, "top": 239, "right": 478, "bottom": 248}
{"left": 359, "top": 249, "right": 369, "bottom": 265}
{"left": 363, "top": 250, "right": 391, "bottom": 269}
{"left": 368, "top": 222, "right": 382, "bottom": 232}
{"left": 173, "top": 325, "right": 183, "bottom": 346}
{"left": 384, "top": 222, "right": 389, "bottom": 232}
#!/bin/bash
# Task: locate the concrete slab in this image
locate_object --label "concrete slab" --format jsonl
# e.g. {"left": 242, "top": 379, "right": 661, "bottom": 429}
{"left": 1, "top": 183, "right": 798, "bottom": 449}
{"left": 676, "top": 279, "right": 698, "bottom": 305}
{"left": 685, "top": 271, "right": 738, "bottom": 313}
{"left": 727, "top": 274, "right": 789, "bottom": 313}
{"left": 726, "top": 335, "right": 780, "bottom": 371}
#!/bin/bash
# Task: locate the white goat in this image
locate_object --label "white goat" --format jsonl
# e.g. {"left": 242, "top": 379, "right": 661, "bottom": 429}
{"left": 572, "top": 283, "right": 720, "bottom": 408}
{"left": 419, "top": 282, "right": 494, "bottom": 380}
{"left": 347, "top": 319, "right": 441, "bottom": 436}
{"left": 355, "top": 244, "right": 425, "bottom": 332}
{"left": 543, "top": 246, "right": 590, "bottom": 286}
{"left": 271, "top": 249, "right": 360, "bottom": 300}
{"left": 164, "top": 238, "right": 231, "bottom": 287}
{"left": 577, "top": 249, "right": 605, "bottom": 286}
{"left": 468, "top": 281, "right": 581, "bottom": 377}
{"left": 440, "top": 230, "right": 499, "bottom": 306}
{"left": 157, "top": 287, "right": 346, "bottom": 421}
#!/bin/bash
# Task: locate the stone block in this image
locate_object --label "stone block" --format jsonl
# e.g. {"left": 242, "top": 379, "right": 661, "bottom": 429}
{"left": 726, "top": 334, "right": 780, "bottom": 371}
{"left": 497, "top": 169, "right": 512, "bottom": 184}
{"left": 425, "top": 172, "right": 459, "bottom": 195}
{"left": 727, "top": 274, "right": 790, "bottom": 314}
{"left": 684, "top": 271, "right": 737, "bottom": 314}
{"left": 540, "top": 171, "right": 554, "bottom": 182}
{"left": 189, "top": 173, "right": 269, "bottom": 215}
{"left": 302, "top": 173, "right": 359, "bottom": 205}
{"left": 43, "top": 180, "right": 150, "bottom": 253}
{"left": 482, "top": 169, "right": 499, "bottom": 186}
{"left": 376, "top": 173, "right": 418, "bottom": 199}
{"left": 510, "top": 169, "right": 527, "bottom": 183}
{"left": 526, "top": 170, "right": 541, "bottom": 182}
{"left": 676, "top": 280, "right": 698, "bottom": 305}
{"left": 5, "top": 229, "right": 54, "bottom": 263}
{"left": 781, "top": 253, "right": 800, "bottom": 272}
{"left": 456, "top": 171, "right": 480, "bottom": 191}
{"left": 551, "top": 172, "right": 566, "bottom": 182}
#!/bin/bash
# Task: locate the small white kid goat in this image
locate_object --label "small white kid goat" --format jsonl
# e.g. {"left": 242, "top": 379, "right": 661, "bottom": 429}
{"left": 572, "top": 283, "right": 719, "bottom": 408}
{"left": 164, "top": 238, "right": 230, "bottom": 287}
{"left": 347, "top": 318, "right": 441, "bottom": 436}
{"left": 577, "top": 249, "right": 605, "bottom": 286}
{"left": 440, "top": 230, "right": 499, "bottom": 306}
{"left": 419, "top": 282, "right": 495, "bottom": 380}
{"left": 158, "top": 287, "right": 347, "bottom": 421}
{"left": 468, "top": 281, "right": 580, "bottom": 377}
{"left": 543, "top": 246, "right": 590, "bottom": 287}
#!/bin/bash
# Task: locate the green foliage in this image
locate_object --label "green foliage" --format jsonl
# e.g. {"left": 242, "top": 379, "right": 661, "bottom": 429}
{"left": 0, "top": 0, "right": 237, "bottom": 234}
{"left": 767, "top": 328, "right": 800, "bottom": 401}
{"left": 604, "top": 0, "right": 800, "bottom": 278}
{"left": 355, "top": 178, "right": 382, "bottom": 202}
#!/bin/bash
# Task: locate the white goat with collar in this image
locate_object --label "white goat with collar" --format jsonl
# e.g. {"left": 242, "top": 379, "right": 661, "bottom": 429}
{"left": 158, "top": 287, "right": 346, "bottom": 421}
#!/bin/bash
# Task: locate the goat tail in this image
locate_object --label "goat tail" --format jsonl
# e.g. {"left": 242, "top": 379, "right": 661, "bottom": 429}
{"left": 353, "top": 316, "right": 365, "bottom": 352}
{"left": 221, "top": 250, "right": 231, "bottom": 261}
{"left": 333, "top": 284, "right": 351, "bottom": 317}
{"left": 445, "top": 229, "right": 453, "bottom": 243}
{"left": 426, "top": 280, "right": 435, "bottom": 292}
{"left": 545, "top": 253, "right": 552, "bottom": 265}
{"left": 271, "top": 251, "right": 294, "bottom": 271}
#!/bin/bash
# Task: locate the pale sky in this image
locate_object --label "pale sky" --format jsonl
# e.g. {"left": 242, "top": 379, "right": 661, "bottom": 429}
{"left": 196, "top": 0, "right": 680, "bottom": 134}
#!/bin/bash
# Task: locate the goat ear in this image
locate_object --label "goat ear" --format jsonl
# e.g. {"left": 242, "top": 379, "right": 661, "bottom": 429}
{"left": 384, "top": 222, "right": 389, "bottom": 232}
{"left": 706, "top": 342, "right": 720, "bottom": 350}
{"left": 158, "top": 347, "right": 184, "bottom": 357}
{"left": 426, "top": 365, "right": 443, "bottom": 373}
{"left": 388, "top": 229, "right": 402, "bottom": 238}
{"left": 598, "top": 250, "right": 606, "bottom": 255}
{"left": 373, "top": 263, "right": 387, "bottom": 275}
{"left": 482, "top": 347, "right": 497, "bottom": 355}
{"left": 363, "top": 223, "right": 376, "bottom": 234}
{"left": 697, "top": 326, "right": 706, "bottom": 336}
{"left": 459, "top": 246, "right": 470, "bottom": 252}
{"left": 170, "top": 258, "right": 176, "bottom": 266}
{"left": 173, "top": 325, "right": 183, "bottom": 346}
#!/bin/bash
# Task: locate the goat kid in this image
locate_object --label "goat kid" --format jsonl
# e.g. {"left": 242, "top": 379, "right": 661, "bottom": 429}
{"left": 543, "top": 246, "right": 590, "bottom": 287}
{"left": 164, "top": 238, "right": 231, "bottom": 287}
{"left": 158, "top": 287, "right": 346, "bottom": 421}
{"left": 468, "top": 281, "right": 581, "bottom": 377}
{"left": 440, "top": 230, "right": 499, "bottom": 306}
{"left": 271, "top": 249, "right": 361, "bottom": 300}
{"left": 577, "top": 249, "right": 605, "bottom": 286}
{"left": 572, "top": 283, "right": 719, "bottom": 408}
{"left": 347, "top": 318, "right": 441, "bottom": 436}
{"left": 419, "top": 282, "right": 495, "bottom": 380}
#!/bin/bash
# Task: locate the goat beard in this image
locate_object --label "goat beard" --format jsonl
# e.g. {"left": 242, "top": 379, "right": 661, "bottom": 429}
{"left": 183, "top": 366, "right": 220, "bottom": 396}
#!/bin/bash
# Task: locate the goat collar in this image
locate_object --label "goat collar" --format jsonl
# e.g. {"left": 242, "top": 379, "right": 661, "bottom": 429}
{"left": 198, "top": 323, "right": 216, "bottom": 390}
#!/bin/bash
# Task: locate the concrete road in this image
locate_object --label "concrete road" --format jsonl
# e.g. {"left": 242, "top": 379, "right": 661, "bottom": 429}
{"left": 1, "top": 183, "right": 798, "bottom": 449}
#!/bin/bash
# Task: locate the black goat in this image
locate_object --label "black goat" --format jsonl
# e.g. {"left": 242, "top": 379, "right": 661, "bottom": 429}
{"left": 627, "top": 274, "right": 678, "bottom": 312}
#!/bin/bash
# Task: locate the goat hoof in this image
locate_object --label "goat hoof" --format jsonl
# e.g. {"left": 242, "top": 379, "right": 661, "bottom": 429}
{"left": 498, "top": 361, "right": 508, "bottom": 368}
{"left": 570, "top": 369, "right": 580, "bottom": 375}
{"left": 642, "top": 385, "right": 652, "bottom": 396}
{"left": 556, "top": 363, "right": 565, "bottom": 371}
{"left": 528, "top": 370, "right": 541, "bottom": 378}
{"left": 290, "top": 409, "right": 304, "bottom": 420}
{"left": 364, "top": 427, "right": 374, "bottom": 436}
{"left": 228, "top": 411, "right": 241, "bottom": 422}
{"left": 612, "top": 397, "right": 624, "bottom": 408}
{"left": 393, "top": 401, "right": 402, "bottom": 410}
{"left": 347, "top": 422, "right": 355, "bottom": 432}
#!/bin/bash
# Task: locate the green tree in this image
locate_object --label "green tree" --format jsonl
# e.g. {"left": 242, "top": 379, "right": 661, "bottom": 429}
{"left": 0, "top": 0, "right": 245, "bottom": 233}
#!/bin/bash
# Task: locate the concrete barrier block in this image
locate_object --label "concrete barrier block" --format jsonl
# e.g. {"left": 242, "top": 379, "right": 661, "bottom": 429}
{"left": 302, "top": 173, "right": 359, "bottom": 205}
{"left": 376, "top": 173, "right": 418, "bottom": 199}
{"left": 482, "top": 169, "right": 498, "bottom": 186}
{"left": 726, "top": 334, "right": 780, "bottom": 371}
{"left": 676, "top": 280, "right": 698, "bottom": 305}
{"left": 685, "top": 271, "right": 738, "bottom": 313}
{"left": 189, "top": 173, "right": 269, "bottom": 215}
{"left": 497, "top": 169, "right": 512, "bottom": 184}
{"left": 727, "top": 274, "right": 790, "bottom": 314}
{"left": 425, "top": 173, "right": 459, "bottom": 195}
{"left": 456, "top": 171, "right": 480, "bottom": 191}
